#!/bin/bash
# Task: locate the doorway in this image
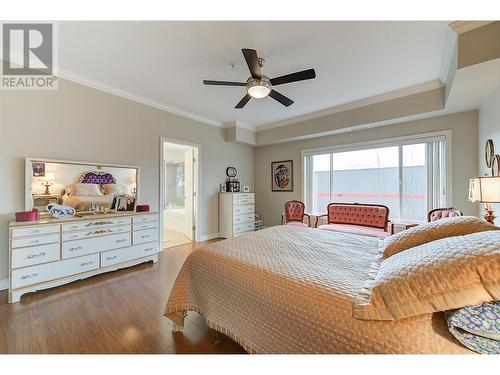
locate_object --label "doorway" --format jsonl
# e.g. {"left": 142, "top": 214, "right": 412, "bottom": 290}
{"left": 161, "top": 140, "right": 199, "bottom": 249}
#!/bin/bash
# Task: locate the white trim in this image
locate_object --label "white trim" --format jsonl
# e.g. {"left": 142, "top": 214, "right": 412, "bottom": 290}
{"left": 301, "top": 130, "right": 451, "bottom": 156}
{"left": 256, "top": 80, "right": 444, "bottom": 132}
{"left": 159, "top": 137, "right": 202, "bottom": 248}
{"left": 58, "top": 69, "right": 223, "bottom": 128}
{"left": 0, "top": 279, "right": 8, "bottom": 291}
{"left": 199, "top": 233, "right": 220, "bottom": 242}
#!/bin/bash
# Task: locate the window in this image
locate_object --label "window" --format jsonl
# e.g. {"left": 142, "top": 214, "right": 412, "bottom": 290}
{"left": 303, "top": 135, "right": 448, "bottom": 222}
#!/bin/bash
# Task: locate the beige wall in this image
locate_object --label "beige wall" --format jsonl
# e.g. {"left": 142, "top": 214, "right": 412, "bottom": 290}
{"left": 0, "top": 79, "right": 254, "bottom": 282}
{"left": 254, "top": 111, "right": 479, "bottom": 227}
{"left": 478, "top": 84, "right": 500, "bottom": 224}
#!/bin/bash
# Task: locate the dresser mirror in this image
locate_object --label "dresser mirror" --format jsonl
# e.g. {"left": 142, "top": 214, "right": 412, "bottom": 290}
{"left": 25, "top": 157, "right": 139, "bottom": 214}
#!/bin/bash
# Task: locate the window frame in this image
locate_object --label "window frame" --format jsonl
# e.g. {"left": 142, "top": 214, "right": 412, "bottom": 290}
{"left": 301, "top": 131, "right": 452, "bottom": 222}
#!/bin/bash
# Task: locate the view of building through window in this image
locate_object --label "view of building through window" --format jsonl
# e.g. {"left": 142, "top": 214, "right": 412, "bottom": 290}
{"left": 306, "top": 141, "right": 442, "bottom": 222}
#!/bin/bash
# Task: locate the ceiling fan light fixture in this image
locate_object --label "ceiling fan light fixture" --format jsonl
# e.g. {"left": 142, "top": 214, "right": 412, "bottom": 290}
{"left": 246, "top": 77, "right": 272, "bottom": 98}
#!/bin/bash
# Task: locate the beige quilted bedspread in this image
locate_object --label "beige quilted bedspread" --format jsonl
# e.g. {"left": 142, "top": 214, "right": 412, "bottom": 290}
{"left": 164, "top": 226, "right": 471, "bottom": 354}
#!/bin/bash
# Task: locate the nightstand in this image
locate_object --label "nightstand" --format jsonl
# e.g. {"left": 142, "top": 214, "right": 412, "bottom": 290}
{"left": 32, "top": 194, "right": 59, "bottom": 211}
{"left": 389, "top": 221, "right": 419, "bottom": 234}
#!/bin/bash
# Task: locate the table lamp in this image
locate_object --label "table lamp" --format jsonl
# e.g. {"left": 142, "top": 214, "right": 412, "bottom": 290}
{"left": 469, "top": 176, "right": 500, "bottom": 224}
{"left": 40, "top": 172, "right": 55, "bottom": 195}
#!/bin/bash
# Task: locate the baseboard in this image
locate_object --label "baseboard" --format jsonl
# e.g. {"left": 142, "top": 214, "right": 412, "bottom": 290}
{"left": 199, "top": 232, "right": 220, "bottom": 242}
{"left": 0, "top": 278, "right": 8, "bottom": 291}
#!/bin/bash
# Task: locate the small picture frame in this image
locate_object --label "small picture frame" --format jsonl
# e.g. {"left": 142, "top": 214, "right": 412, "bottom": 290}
{"left": 271, "top": 160, "right": 293, "bottom": 192}
{"left": 32, "top": 161, "right": 46, "bottom": 177}
{"left": 111, "top": 195, "right": 136, "bottom": 211}
{"left": 220, "top": 183, "right": 227, "bottom": 192}
{"left": 243, "top": 186, "right": 250, "bottom": 193}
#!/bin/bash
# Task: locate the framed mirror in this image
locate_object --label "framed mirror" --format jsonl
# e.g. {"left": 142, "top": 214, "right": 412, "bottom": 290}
{"left": 25, "top": 157, "right": 139, "bottom": 214}
{"left": 485, "top": 139, "right": 494, "bottom": 168}
{"left": 492, "top": 154, "right": 500, "bottom": 177}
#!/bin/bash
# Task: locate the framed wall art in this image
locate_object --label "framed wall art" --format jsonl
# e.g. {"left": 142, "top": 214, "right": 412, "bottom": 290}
{"left": 271, "top": 160, "right": 293, "bottom": 192}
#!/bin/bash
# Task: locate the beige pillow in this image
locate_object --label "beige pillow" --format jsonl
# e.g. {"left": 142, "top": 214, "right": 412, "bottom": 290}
{"left": 353, "top": 230, "right": 500, "bottom": 321}
{"left": 382, "top": 216, "right": 497, "bottom": 258}
{"left": 70, "top": 183, "right": 103, "bottom": 196}
{"left": 101, "top": 184, "right": 130, "bottom": 196}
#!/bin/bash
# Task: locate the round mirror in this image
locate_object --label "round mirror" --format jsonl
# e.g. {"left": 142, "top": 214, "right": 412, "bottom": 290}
{"left": 226, "top": 167, "right": 237, "bottom": 178}
{"left": 492, "top": 154, "right": 500, "bottom": 176}
{"left": 485, "top": 139, "right": 494, "bottom": 168}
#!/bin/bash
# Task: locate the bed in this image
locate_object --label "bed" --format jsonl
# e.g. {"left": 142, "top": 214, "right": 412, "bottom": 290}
{"left": 164, "top": 225, "right": 485, "bottom": 354}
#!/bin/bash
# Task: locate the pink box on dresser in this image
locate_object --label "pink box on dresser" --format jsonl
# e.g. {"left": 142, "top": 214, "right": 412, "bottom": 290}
{"left": 15, "top": 210, "right": 40, "bottom": 222}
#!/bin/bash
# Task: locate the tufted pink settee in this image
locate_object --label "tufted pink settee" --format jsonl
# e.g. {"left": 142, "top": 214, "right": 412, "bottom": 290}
{"left": 281, "top": 200, "right": 311, "bottom": 227}
{"left": 427, "top": 207, "right": 463, "bottom": 222}
{"left": 316, "top": 202, "right": 390, "bottom": 238}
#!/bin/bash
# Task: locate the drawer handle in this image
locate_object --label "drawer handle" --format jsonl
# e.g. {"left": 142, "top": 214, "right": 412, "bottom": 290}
{"left": 70, "top": 234, "right": 78, "bottom": 239}
{"left": 31, "top": 229, "right": 40, "bottom": 233}
{"left": 144, "top": 247, "right": 154, "bottom": 252}
{"left": 69, "top": 246, "right": 83, "bottom": 252}
{"left": 106, "top": 255, "right": 118, "bottom": 260}
{"left": 86, "top": 229, "right": 113, "bottom": 236}
{"left": 29, "top": 240, "right": 40, "bottom": 244}
{"left": 80, "top": 261, "right": 94, "bottom": 267}
{"left": 21, "top": 273, "right": 39, "bottom": 280}
{"left": 86, "top": 221, "right": 113, "bottom": 227}
{"left": 27, "top": 252, "right": 46, "bottom": 259}
{"left": 116, "top": 239, "right": 127, "bottom": 243}
{"left": 141, "top": 235, "right": 150, "bottom": 239}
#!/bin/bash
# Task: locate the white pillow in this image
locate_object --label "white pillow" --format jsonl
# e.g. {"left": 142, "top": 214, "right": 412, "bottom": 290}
{"left": 70, "top": 183, "right": 103, "bottom": 196}
{"left": 101, "top": 184, "right": 130, "bottom": 196}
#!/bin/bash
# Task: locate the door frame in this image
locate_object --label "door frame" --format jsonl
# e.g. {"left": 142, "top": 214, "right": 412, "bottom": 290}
{"left": 159, "top": 137, "right": 201, "bottom": 248}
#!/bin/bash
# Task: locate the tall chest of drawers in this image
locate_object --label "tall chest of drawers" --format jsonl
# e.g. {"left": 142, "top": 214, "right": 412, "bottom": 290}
{"left": 219, "top": 193, "right": 255, "bottom": 238}
{"left": 8, "top": 212, "right": 159, "bottom": 303}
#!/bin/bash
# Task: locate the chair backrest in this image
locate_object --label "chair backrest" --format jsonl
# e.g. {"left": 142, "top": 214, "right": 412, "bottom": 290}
{"left": 427, "top": 207, "right": 463, "bottom": 222}
{"left": 326, "top": 202, "right": 389, "bottom": 229}
{"left": 284, "top": 200, "right": 305, "bottom": 222}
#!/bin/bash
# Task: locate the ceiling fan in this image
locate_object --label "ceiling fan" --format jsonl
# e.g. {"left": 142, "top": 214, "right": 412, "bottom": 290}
{"left": 203, "top": 48, "right": 316, "bottom": 109}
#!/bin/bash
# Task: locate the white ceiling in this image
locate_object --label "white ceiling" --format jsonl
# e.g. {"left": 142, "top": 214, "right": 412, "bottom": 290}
{"left": 58, "top": 21, "right": 451, "bottom": 129}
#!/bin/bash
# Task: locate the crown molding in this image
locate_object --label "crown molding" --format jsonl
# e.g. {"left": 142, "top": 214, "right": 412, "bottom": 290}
{"left": 57, "top": 69, "right": 224, "bottom": 128}
{"left": 223, "top": 120, "right": 255, "bottom": 131}
{"left": 256, "top": 80, "right": 444, "bottom": 132}
{"left": 449, "top": 21, "right": 495, "bottom": 35}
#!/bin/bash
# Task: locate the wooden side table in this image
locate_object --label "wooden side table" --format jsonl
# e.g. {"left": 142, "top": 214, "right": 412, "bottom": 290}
{"left": 389, "top": 221, "right": 419, "bottom": 234}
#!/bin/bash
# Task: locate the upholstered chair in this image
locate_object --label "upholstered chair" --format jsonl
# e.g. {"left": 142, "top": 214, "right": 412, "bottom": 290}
{"left": 282, "top": 200, "right": 311, "bottom": 228}
{"left": 427, "top": 207, "right": 463, "bottom": 222}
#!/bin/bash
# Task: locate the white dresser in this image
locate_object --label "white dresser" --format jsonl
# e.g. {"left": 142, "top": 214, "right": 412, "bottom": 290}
{"left": 219, "top": 193, "right": 255, "bottom": 238}
{"left": 8, "top": 211, "right": 159, "bottom": 303}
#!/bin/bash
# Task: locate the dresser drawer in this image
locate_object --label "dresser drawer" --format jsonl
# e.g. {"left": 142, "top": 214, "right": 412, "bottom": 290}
{"left": 232, "top": 193, "right": 254, "bottom": 200}
{"left": 132, "top": 215, "right": 157, "bottom": 224}
{"left": 133, "top": 220, "right": 157, "bottom": 231}
{"left": 133, "top": 228, "right": 157, "bottom": 245}
{"left": 101, "top": 242, "right": 158, "bottom": 267}
{"left": 62, "top": 217, "right": 131, "bottom": 232}
{"left": 233, "top": 205, "right": 254, "bottom": 215}
{"left": 233, "top": 213, "right": 254, "bottom": 225}
{"left": 11, "top": 243, "right": 60, "bottom": 269}
{"left": 11, "top": 254, "right": 99, "bottom": 289}
{"left": 234, "top": 222, "right": 255, "bottom": 235}
{"left": 11, "top": 233, "right": 60, "bottom": 249}
{"left": 11, "top": 224, "right": 60, "bottom": 238}
{"left": 62, "top": 232, "right": 131, "bottom": 259}
{"left": 233, "top": 197, "right": 255, "bottom": 205}
{"left": 62, "top": 224, "right": 131, "bottom": 241}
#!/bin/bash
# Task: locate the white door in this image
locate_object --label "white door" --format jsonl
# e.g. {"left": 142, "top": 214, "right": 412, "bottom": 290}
{"left": 184, "top": 147, "right": 194, "bottom": 240}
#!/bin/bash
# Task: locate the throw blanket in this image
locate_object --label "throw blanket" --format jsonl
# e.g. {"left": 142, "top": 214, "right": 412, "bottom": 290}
{"left": 446, "top": 302, "right": 500, "bottom": 354}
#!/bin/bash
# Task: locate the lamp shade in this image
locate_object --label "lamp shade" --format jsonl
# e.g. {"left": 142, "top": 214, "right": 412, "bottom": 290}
{"left": 469, "top": 176, "right": 500, "bottom": 203}
{"left": 40, "top": 172, "right": 55, "bottom": 182}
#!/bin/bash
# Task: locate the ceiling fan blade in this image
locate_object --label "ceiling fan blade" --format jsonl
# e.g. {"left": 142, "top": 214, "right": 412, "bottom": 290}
{"left": 235, "top": 94, "right": 252, "bottom": 109}
{"left": 270, "top": 69, "right": 316, "bottom": 86}
{"left": 269, "top": 90, "right": 294, "bottom": 107}
{"left": 203, "top": 80, "right": 246, "bottom": 86}
{"left": 242, "top": 49, "right": 261, "bottom": 79}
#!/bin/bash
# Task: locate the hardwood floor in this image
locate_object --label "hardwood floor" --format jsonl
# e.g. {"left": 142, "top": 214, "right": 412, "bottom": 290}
{"left": 0, "top": 240, "right": 246, "bottom": 354}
